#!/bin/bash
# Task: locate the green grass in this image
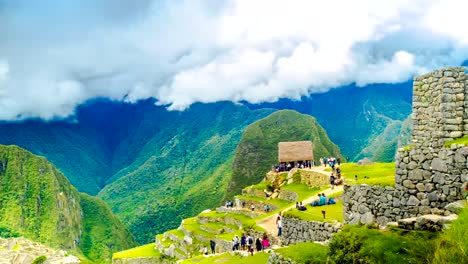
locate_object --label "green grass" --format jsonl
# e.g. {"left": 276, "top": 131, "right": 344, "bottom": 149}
{"left": 328, "top": 225, "right": 439, "bottom": 264}
{"left": 236, "top": 195, "right": 291, "bottom": 208}
{"left": 167, "top": 229, "right": 185, "bottom": 240}
{"left": 275, "top": 242, "right": 328, "bottom": 264}
{"left": 180, "top": 252, "right": 270, "bottom": 264}
{"left": 444, "top": 136, "right": 468, "bottom": 147}
{"left": 281, "top": 183, "right": 322, "bottom": 201}
{"left": 284, "top": 200, "right": 343, "bottom": 222}
{"left": 340, "top": 162, "right": 395, "bottom": 187}
{"left": 432, "top": 207, "right": 468, "bottom": 264}
{"left": 113, "top": 243, "right": 161, "bottom": 259}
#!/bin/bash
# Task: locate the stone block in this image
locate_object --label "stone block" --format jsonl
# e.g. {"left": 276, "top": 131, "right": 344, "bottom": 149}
{"left": 407, "top": 196, "right": 420, "bottom": 206}
{"left": 431, "top": 158, "right": 448, "bottom": 172}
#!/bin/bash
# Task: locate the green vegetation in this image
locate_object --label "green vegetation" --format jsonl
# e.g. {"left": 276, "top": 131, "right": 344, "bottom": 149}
{"left": 32, "top": 256, "right": 47, "bottom": 264}
{"left": 444, "top": 136, "right": 468, "bottom": 147}
{"left": 227, "top": 110, "right": 343, "bottom": 200}
{"left": 113, "top": 243, "right": 160, "bottom": 259}
{"left": 275, "top": 242, "right": 328, "bottom": 264}
{"left": 328, "top": 225, "right": 439, "bottom": 264}
{"left": 432, "top": 207, "right": 468, "bottom": 264}
{"left": 281, "top": 183, "right": 321, "bottom": 201}
{"left": 99, "top": 103, "right": 273, "bottom": 243}
{"left": 180, "top": 252, "right": 270, "bottom": 264}
{"left": 340, "top": 162, "right": 395, "bottom": 187}
{"left": 0, "top": 145, "right": 136, "bottom": 263}
{"left": 283, "top": 192, "right": 343, "bottom": 222}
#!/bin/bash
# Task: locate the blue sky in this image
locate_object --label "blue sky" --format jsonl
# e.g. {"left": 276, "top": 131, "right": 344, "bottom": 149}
{"left": 1, "top": 0, "right": 468, "bottom": 120}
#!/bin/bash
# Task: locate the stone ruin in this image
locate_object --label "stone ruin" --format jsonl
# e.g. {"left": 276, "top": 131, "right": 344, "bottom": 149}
{"left": 344, "top": 67, "right": 468, "bottom": 225}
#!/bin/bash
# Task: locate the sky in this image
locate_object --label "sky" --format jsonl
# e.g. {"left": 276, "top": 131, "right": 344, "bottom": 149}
{"left": 1, "top": 0, "right": 468, "bottom": 120}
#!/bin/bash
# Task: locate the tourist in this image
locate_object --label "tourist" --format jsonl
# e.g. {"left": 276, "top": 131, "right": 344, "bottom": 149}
{"left": 312, "top": 194, "right": 321, "bottom": 207}
{"left": 355, "top": 175, "right": 358, "bottom": 181}
{"left": 262, "top": 235, "right": 270, "bottom": 250}
{"left": 323, "top": 157, "right": 328, "bottom": 167}
{"left": 336, "top": 166, "right": 341, "bottom": 177}
{"left": 210, "top": 240, "right": 216, "bottom": 254}
{"left": 251, "top": 204, "right": 255, "bottom": 212}
{"left": 201, "top": 245, "right": 208, "bottom": 255}
{"left": 240, "top": 234, "right": 246, "bottom": 250}
{"left": 255, "top": 237, "right": 262, "bottom": 252}
{"left": 247, "top": 234, "right": 254, "bottom": 253}
{"left": 276, "top": 213, "right": 282, "bottom": 237}
{"left": 328, "top": 197, "right": 336, "bottom": 205}
{"left": 295, "top": 202, "right": 299, "bottom": 209}
{"left": 298, "top": 201, "right": 307, "bottom": 211}
{"left": 337, "top": 158, "right": 341, "bottom": 166}
{"left": 232, "top": 235, "right": 240, "bottom": 251}
{"left": 330, "top": 174, "right": 336, "bottom": 190}
{"left": 319, "top": 193, "right": 326, "bottom": 206}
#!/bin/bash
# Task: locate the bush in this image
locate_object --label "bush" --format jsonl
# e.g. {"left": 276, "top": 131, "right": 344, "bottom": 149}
{"left": 0, "top": 225, "right": 21, "bottom": 238}
{"left": 32, "top": 256, "right": 46, "bottom": 264}
{"left": 328, "top": 225, "right": 438, "bottom": 264}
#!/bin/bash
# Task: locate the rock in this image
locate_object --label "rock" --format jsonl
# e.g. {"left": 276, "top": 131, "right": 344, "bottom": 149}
{"left": 431, "top": 158, "right": 448, "bottom": 172}
{"left": 407, "top": 161, "right": 418, "bottom": 170}
{"left": 416, "top": 183, "right": 426, "bottom": 192}
{"left": 361, "top": 212, "right": 375, "bottom": 225}
{"left": 407, "top": 196, "right": 420, "bottom": 206}
{"left": 445, "top": 200, "right": 467, "bottom": 214}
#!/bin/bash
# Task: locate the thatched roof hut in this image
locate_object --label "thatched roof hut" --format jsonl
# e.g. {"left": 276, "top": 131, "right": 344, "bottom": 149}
{"left": 278, "top": 141, "right": 314, "bottom": 163}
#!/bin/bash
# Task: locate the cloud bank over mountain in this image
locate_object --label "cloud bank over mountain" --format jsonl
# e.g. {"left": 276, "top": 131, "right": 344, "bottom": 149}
{"left": 1, "top": 0, "right": 468, "bottom": 120}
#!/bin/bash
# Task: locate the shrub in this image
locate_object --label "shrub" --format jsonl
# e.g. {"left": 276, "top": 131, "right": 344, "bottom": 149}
{"left": 32, "top": 256, "right": 47, "bottom": 264}
{"left": 328, "top": 225, "right": 438, "bottom": 264}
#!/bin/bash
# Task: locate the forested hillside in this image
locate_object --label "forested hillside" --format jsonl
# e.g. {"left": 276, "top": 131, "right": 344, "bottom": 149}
{"left": 225, "top": 110, "right": 342, "bottom": 199}
{"left": 0, "top": 145, "right": 136, "bottom": 262}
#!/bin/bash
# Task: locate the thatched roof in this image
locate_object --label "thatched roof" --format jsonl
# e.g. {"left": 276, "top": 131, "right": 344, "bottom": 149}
{"left": 278, "top": 141, "right": 314, "bottom": 162}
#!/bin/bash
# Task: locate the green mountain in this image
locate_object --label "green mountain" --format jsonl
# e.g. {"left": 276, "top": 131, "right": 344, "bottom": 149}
{"left": 0, "top": 145, "right": 136, "bottom": 262}
{"left": 225, "top": 110, "right": 343, "bottom": 199}
{"left": 98, "top": 103, "right": 274, "bottom": 243}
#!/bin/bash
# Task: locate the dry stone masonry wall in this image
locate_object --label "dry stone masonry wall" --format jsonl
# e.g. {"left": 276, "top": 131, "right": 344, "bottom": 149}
{"left": 281, "top": 217, "right": 342, "bottom": 245}
{"left": 344, "top": 67, "right": 468, "bottom": 226}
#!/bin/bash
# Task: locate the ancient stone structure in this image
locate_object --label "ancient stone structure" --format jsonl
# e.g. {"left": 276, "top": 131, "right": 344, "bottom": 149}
{"left": 267, "top": 251, "right": 297, "bottom": 264}
{"left": 344, "top": 67, "right": 468, "bottom": 225}
{"left": 281, "top": 217, "right": 342, "bottom": 245}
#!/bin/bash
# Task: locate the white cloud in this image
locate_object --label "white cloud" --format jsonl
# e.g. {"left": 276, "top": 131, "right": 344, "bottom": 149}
{"left": 1, "top": 0, "right": 468, "bottom": 120}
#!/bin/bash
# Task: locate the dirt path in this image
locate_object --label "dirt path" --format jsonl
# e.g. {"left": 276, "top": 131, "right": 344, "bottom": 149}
{"left": 256, "top": 166, "right": 343, "bottom": 242}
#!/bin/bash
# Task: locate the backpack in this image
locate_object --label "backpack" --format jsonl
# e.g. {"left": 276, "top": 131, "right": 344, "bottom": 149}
{"left": 248, "top": 237, "right": 253, "bottom": 244}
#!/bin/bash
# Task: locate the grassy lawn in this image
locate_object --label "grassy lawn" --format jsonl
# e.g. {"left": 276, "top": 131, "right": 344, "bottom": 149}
{"left": 444, "top": 136, "right": 468, "bottom": 147}
{"left": 340, "top": 162, "right": 395, "bottom": 187}
{"left": 113, "top": 243, "right": 160, "bottom": 259}
{"left": 236, "top": 195, "right": 291, "bottom": 208}
{"left": 180, "top": 252, "right": 270, "bottom": 264}
{"left": 275, "top": 242, "right": 328, "bottom": 264}
{"left": 284, "top": 200, "right": 343, "bottom": 222}
{"left": 281, "top": 183, "right": 321, "bottom": 201}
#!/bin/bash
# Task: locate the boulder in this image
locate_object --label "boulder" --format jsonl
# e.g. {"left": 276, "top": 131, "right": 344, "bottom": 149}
{"left": 444, "top": 200, "right": 467, "bottom": 214}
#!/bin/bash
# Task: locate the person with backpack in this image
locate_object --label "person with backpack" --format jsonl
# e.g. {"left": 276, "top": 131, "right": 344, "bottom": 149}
{"left": 247, "top": 234, "right": 254, "bottom": 254}
{"left": 240, "top": 234, "right": 246, "bottom": 250}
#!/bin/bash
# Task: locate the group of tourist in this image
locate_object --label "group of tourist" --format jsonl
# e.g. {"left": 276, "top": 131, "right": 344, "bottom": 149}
{"left": 232, "top": 233, "right": 270, "bottom": 255}
{"left": 329, "top": 172, "right": 342, "bottom": 189}
{"left": 225, "top": 201, "right": 235, "bottom": 208}
{"left": 311, "top": 193, "right": 336, "bottom": 207}
{"left": 320, "top": 157, "right": 341, "bottom": 169}
{"left": 273, "top": 160, "right": 314, "bottom": 172}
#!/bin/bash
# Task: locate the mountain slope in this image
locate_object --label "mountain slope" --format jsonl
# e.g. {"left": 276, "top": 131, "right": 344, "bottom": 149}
{"left": 247, "top": 82, "right": 413, "bottom": 161}
{"left": 98, "top": 103, "right": 274, "bottom": 243}
{"left": 225, "top": 110, "right": 343, "bottom": 199}
{"left": 0, "top": 145, "right": 136, "bottom": 262}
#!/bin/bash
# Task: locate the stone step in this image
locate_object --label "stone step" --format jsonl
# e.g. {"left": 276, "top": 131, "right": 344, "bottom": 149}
{"left": 397, "top": 214, "right": 458, "bottom": 231}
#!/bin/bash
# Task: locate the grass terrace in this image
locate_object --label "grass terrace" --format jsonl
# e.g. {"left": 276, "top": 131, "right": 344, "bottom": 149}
{"left": 283, "top": 192, "right": 343, "bottom": 222}
{"left": 236, "top": 195, "right": 291, "bottom": 208}
{"left": 180, "top": 252, "right": 270, "bottom": 264}
{"left": 340, "top": 162, "right": 395, "bottom": 187}
{"left": 113, "top": 243, "right": 161, "bottom": 259}
{"left": 281, "top": 183, "right": 322, "bottom": 201}
{"left": 274, "top": 242, "right": 328, "bottom": 264}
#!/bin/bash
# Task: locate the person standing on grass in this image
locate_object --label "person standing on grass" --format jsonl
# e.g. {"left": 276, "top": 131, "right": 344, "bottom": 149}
{"left": 240, "top": 234, "right": 246, "bottom": 251}
{"left": 255, "top": 237, "right": 262, "bottom": 252}
{"left": 247, "top": 234, "right": 254, "bottom": 254}
{"left": 209, "top": 240, "right": 216, "bottom": 254}
{"left": 262, "top": 235, "right": 270, "bottom": 250}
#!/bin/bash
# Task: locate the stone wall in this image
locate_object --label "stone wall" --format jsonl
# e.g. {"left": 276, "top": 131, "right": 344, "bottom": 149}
{"left": 343, "top": 67, "right": 468, "bottom": 226}
{"left": 282, "top": 217, "right": 342, "bottom": 245}
{"left": 235, "top": 198, "right": 279, "bottom": 212}
{"left": 113, "top": 257, "right": 174, "bottom": 264}
{"left": 267, "top": 251, "right": 296, "bottom": 264}
{"left": 412, "top": 67, "right": 466, "bottom": 146}
{"left": 298, "top": 170, "right": 329, "bottom": 188}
